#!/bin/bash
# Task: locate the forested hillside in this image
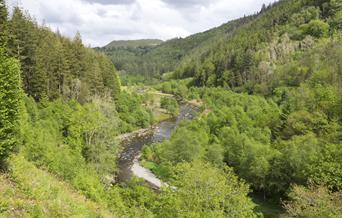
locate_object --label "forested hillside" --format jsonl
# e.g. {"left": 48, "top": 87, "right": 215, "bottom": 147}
{"left": 97, "top": 39, "right": 164, "bottom": 77}
{"left": 139, "top": 0, "right": 342, "bottom": 216}
{"left": 105, "top": 39, "right": 163, "bottom": 48}
{"left": 0, "top": 0, "right": 342, "bottom": 217}
{"left": 97, "top": 16, "right": 254, "bottom": 78}
{"left": 0, "top": 2, "right": 154, "bottom": 217}
{"left": 7, "top": 7, "right": 121, "bottom": 101}
{"left": 104, "top": 0, "right": 342, "bottom": 216}
{"left": 174, "top": 0, "right": 342, "bottom": 92}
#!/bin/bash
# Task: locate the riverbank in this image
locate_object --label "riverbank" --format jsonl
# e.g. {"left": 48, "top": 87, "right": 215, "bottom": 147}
{"left": 115, "top": 127, "right": 154, "bottom": 142}
{"left": 131, "top": 155, "right": 166, "bottom": 189}
{"left": 116, "top": 104, "right": 196, "bottom": 188}
{"left": 116, "top": 126, "right": 167, "bottom": 188}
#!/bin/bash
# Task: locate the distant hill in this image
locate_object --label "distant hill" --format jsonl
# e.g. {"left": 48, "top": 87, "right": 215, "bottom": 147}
{"left": 99, "top": 0, "right": 342, "bottom": 88}
{"left": 97, "top": 16, "right": 253, "bottom": 76}
{"left": 104, "top": 39, "right": 163, "bottom": 49}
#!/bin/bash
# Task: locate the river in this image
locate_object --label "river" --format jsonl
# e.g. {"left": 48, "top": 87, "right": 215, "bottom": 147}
{"left": 117, "top": 104, "right": 197, "bottom": 188}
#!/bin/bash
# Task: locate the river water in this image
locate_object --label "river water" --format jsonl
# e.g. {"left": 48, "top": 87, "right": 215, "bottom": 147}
{"left": 117, "top": 104, "right": 197, "bottom": 184}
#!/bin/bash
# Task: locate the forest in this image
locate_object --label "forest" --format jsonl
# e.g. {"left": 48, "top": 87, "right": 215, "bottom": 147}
{"left": 0, "top": 0, "right": 342, "bottom": 217}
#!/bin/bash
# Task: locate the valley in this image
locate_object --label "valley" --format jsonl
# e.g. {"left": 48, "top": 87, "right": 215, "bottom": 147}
{"left": 0, "top": 0, "right": 342, "bottom": 217}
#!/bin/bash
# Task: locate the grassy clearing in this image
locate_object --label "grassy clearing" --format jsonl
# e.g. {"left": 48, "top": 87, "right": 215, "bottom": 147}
{"left": 0, "top": 155, "right": 115, "bottom": 218}
{"left": 123, "top": 85, "right": 174, "bottom": 123}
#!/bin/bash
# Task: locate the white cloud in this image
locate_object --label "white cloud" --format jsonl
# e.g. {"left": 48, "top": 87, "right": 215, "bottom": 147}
{"left": 6, "top": 0, "right": 275, "bottom": 47}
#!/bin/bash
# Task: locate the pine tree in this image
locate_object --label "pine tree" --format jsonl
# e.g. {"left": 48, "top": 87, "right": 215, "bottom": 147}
{"left": 8, "top": 7, "right": 38, "bottom": 95}
{"left": 0, "top": 1, "right": 22, "bottom": 162}
{"left": 261, "top": 4, "right": 267, "bottom": 13}
{"left": 31, "top": 29, "right": 49, "bottom": 100}
{"left": 71, "top": 32, "right": 86, "bottom": 78}
{"left": 87, "top": 57, "right": 104, "bottom": 96}
{"left": 55, "top": 36, "right": 71, "bottom": 97}
{"left": 0, "top": 0, "right": 8, "bottom": 47}
{"left": 0, "top": 47, "right": 22, "bottom": 163}
{"left": 99, "top": 54, "right": 121, "bottom": 99}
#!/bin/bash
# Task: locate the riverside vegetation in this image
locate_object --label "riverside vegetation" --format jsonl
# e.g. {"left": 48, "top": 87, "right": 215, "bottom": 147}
{"left": 1, "top": 0, "right": 342, "bottom": 217}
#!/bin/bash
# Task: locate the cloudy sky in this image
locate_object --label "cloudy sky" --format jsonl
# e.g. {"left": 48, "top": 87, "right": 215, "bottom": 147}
{"left": 6, "top": 0, "right": 275, "bottom": 47}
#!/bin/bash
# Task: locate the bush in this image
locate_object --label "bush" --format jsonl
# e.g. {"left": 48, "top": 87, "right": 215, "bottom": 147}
{"left": 157, "top": 162, "right": 258, "bottom": 217}
{"left": 21, "top": 97, "right": 121, "bottom": 203}
{"left": 301, "top": 20, "right": 330, "bottom": 38}
{"left": 160, "top": 97, "right": 179, "bottom": 116}
{"left": 116, "top": 92, "right": 153, "bottom": 132}
{"left": 330, "top": 10, "right": 342, "bottom": 30}
{"left": 284, "top": 185, "right": 342, "bottom": 218}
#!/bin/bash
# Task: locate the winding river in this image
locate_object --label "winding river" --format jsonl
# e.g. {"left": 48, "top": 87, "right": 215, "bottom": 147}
{"left": 117, "top": 104, "right": 197, "bottom": 188}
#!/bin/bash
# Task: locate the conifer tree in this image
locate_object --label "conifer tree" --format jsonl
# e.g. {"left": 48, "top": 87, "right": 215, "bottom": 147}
{"left": 9, "top": 7, "right": 38, "bottom": 94}
{"left": 71, "top": 32, "right": 86, "bottom": 78}
{"left": 31, "top": 30, "right": 49, "bottom": 100}
{"left": 0, "top": 2, "right": 22, "bottom": 162}
{"left": 0, "top": 49, "right": 22, "bottom": 162}
{"left": 0, "top": 0, "right": 8, "bottom": 47}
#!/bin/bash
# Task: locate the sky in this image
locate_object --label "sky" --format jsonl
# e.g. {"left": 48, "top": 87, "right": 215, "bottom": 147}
{"left": 6, "top": 0, "right": 275, "bottom": 47}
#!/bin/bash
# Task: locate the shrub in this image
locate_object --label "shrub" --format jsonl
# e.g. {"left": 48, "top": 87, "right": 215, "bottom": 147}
{"left": 301, "top": 20, "right": 330, "bottom": 38}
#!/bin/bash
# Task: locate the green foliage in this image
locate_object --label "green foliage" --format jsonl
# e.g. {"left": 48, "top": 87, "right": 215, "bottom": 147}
{"left": 104, "top": 39, "right": 163, "bottom": 49}
{"left": 160, "top": 121, "right": 208, "bottom": 164}
{"left": 0, "top": 49, "right": 22, "bottom": 162}
{"left": 98, "top": 16, "right": 252, "bottom": 79}
{"left": 284, "top": 185, "right": 342, "bottom": 218}
{"left": 282, "top": 110, "right": 330, "bottom": 138}
{"left": 270, "top": 134, "right": 321, "bottom": 192}
{"left": 1, "top": 0, "right": 342, "bottom": 217}
{"left": 301, "top": 19, "right": 330, "bottom": 38}
{"left": 309, "top": 143, "right": 342, "bottom": 190}
{"left": 157, "top": 162, "right": 258, "bottom": 218}
{"left": 204, "top": 143, "right": 225, "bottom": 166}
{"left": 119, "top": 74, "right": 148, "bottom": 86}
{"left": 330, "top": 9, "right": 342, "bottom": 30}
{"left": 7, "top": 7, "right": 120, "bottom": 101}
{"left": 290, "top": 6, "right": 320, "bottom": 26}
{"left": 118, "top": 178, "right": 157, "bottom": 216}
{"left": 21, "top": 97, "right": 120, "bottom": 201}
{"left": 156, "top": 79, "right": 192, "bottom": 100}
{"left": 0, "top": 0, "right": 8, "bottom": 47}
{"left": 160, "top": 97, "right": 179, "bottom": 116}
{"left": 0, "top": 155, "right": 115, "bottom": 217}
{"left": 116, "top": 91, "right": 153, "bottom": 132}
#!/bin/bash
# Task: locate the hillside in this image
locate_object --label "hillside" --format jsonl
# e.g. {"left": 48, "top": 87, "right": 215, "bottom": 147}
{"left": 174, "top": 0, "right": 342, "bottom": 93}
{"left": 106, "top": 0, "right": 342, "bottom": 216}
{"left": 104, "top": 39, "right": 163, "bottom": 49}
{"left": 98, "top": 16, "right": 254, "bottom": 77}
{"left": 0, "top": 2, "right": 157, "bottom": 217}
{"left": 1, "top": 0, "right": 342, "bottom": 217}
{"left": 0, "top": 155, "right": 115, "bottom": 217}
{"left": 101, "top": 0, "right": 342, "bottom": 90}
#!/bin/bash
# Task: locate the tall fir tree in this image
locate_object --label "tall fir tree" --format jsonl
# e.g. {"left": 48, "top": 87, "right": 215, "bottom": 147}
{"left": 8, "top": 7, "right": 38, "bottom": 95}
{"left": 99, "top": 54, "right": 121, "bottom": 99}
{"left": 31, "top": 28, "right": 49, "bottom": 100}
{"left": 0, "top": 50, "right": 22, "bottom": 163}
{"left": 0, "top": 0, "right": 8, "bottom": 47}
{"left": 0, "top": 2, "right": 22, "bottom": 163}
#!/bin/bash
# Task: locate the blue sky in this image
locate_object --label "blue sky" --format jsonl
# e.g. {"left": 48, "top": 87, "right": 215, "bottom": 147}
{"left": 6, "top": 0, "right": 275, "bottom": 46}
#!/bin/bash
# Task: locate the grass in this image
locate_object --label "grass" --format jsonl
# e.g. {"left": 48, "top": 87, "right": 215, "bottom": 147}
{"left": 140, "top": 160, "right": 158, "bottom": 171}
{"left": 0, "top": 155, "right": 115, "bottom": 217}
{"left": 123, "top": 85, "right": 174, "bottom": 123}
{"left": 146, "top": 91, "right": 174, "bottom": 123}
